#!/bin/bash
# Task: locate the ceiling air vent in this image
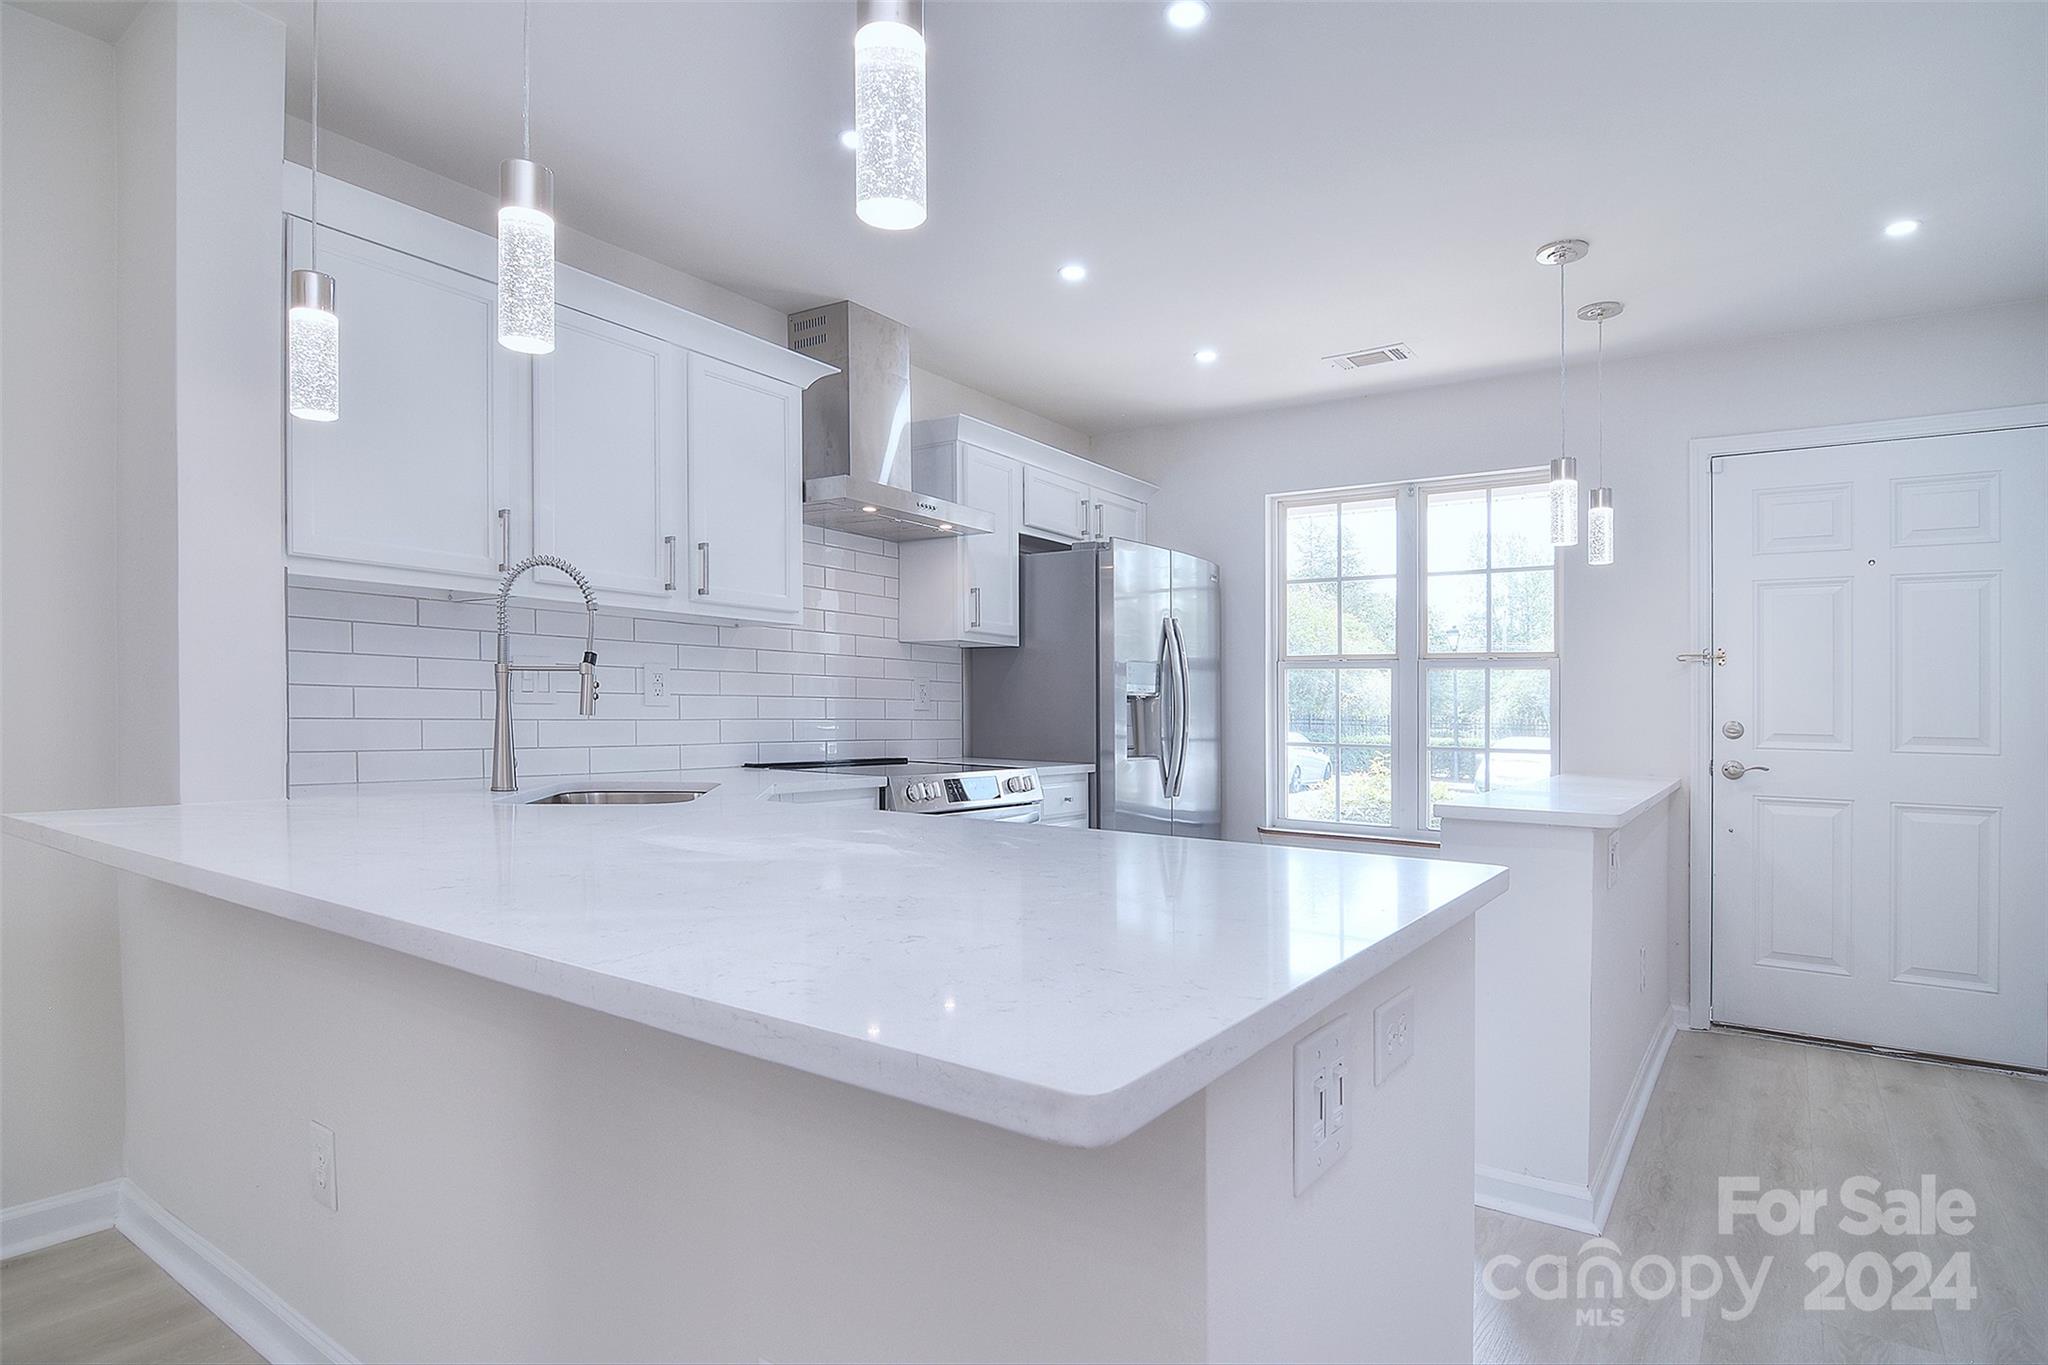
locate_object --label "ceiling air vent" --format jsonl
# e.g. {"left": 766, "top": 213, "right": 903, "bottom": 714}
{"left": 1324, "top": 343, "right": 1413, "bottom": 371}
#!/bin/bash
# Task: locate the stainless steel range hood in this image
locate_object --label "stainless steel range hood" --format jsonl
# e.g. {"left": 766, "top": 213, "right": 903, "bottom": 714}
{"left": 788, "top": 301, "right": 992, "bottom": 541}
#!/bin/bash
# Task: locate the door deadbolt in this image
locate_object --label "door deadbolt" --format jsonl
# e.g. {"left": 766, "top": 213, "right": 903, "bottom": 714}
{"left": 1721, "top": 720, "right": 1745, "bottom": 739}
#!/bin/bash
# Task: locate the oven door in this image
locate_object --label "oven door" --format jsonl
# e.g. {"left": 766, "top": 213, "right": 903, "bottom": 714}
{"left": 945, "top": 804, "right": 1043, "bottom": 824}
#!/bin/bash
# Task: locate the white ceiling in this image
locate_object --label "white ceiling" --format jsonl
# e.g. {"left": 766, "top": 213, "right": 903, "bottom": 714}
{"left": 36, "top": 1, "right": 2048, "bottom": 435}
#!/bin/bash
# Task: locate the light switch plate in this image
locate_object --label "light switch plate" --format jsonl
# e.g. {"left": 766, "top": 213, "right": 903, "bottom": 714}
{"left": 1292, "top": 1014, "right": 1351, "bottom": 1195}
{"left": 1374, "top": 988, "right": 1415, "bottom": 1086}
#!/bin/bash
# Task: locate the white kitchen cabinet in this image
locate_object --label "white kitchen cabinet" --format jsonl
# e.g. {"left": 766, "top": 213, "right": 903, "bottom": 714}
{"left": 684, "top": 353, "right": 805, "bottom": 623}
{"left": 532, "top": 307, "right": 687, "bottom": 606}
{"left": 1089, "top": 487, "right": 1146, "bottom": 542}
{"left": 1040, "top": 772, "right": 1092, "bottom": 827}
{"left": 281, "top": 168, "right": 831, "bottom": 618}
{"left": 285, "top": 219, "right": 526, "bottom": 587}
{"left": 900, "top": 443, "right": 1021, "bottom": 647}
{"left": 1021, "top": 464, "right": 1092, "bottom": 542}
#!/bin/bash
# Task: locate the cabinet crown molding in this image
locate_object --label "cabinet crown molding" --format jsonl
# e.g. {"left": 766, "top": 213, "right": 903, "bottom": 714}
{"left": 908, "top": 415, "right": 1157, "bottom": 503}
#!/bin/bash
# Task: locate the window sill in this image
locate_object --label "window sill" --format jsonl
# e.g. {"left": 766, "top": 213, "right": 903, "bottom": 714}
{"left": 1257, "top": 826, "right": 1443, "bottom": 851}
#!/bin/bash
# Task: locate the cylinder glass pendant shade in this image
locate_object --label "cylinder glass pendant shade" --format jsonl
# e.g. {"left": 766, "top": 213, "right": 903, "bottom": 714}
{"left": 498, "top": 158, "right": 556, "bottom": 354}
{"left": 854, "top": 0, "right": 927, "bottom": 231}
{"left": 288, "top": 269, "right": 339, "bottom": 422}
{"left": 1548, "top": 456, "right": 1579, "bottom": 547}
{"left": 1587, "top": 486, "right": 1614, "bottom": 565}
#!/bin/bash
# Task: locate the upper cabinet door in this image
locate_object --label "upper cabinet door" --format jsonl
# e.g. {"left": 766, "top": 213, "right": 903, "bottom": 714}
{"left": 685, "top": 353, "right": 803, "bottom": 621}
{"left": 1020, "top": 463, "right": 1092, "bottom": 543}
{"left": 533, "top": 308, "right": 685, "bottom": 604}
{"left": 286, "top": 222, "right": 524, "bottom": 583}
{"left": 1091, "top": 487, "right": 1146, "bottom": 542}
{"left": 960, "top": 445, "right": 1022, "bottom": 644}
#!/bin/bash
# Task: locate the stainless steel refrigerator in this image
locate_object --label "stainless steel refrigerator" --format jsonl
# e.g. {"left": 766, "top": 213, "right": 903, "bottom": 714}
{"left": 966, "top": 539, "right": 1220, "bottom": 839}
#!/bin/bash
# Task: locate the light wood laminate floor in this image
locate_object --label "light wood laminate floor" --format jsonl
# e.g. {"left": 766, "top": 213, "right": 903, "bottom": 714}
{"left": 0, "top": 1229, "right": 261, "bottom": 1365}
{"left": 1476, "top": 1028, "right": 2048, "bottom": 1364}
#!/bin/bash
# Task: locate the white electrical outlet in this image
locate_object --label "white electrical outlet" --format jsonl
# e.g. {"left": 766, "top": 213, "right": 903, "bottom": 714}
{"left": 1292, "top": 1014, "right": 1351, "bottom": 1195}
{"left": 308, "top": 1120, "right": 338, "bottom": 1211}
{"left": 1373, "top": 988, "right": 1416, "bottom": 1086}
{"left": 912, "top": 677, "right": 936, "bottom": 716}
{"left": 1606, "top": 831, "right": 1622, "bottom": 888}
{"left": 644, "top": 666, "right": 671, "bottom": 708}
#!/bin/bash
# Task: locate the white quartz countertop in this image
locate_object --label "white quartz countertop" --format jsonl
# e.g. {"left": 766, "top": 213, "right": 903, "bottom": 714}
{"left": 1434, "top": 774, "right": 1681, "bottom": 830}
{"left": 963, "top": 757, "right": 1096, "bottom": 777}
{"left": 5, "top": 767, "right": 1504, "bottom": 1147}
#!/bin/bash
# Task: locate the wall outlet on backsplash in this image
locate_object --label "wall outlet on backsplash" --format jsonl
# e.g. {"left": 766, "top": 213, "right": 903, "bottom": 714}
{"left": 913, "top": 677, "right": 935, "bottom": 716}
{"left": 644, "top": 666, "right": 671, "bottom": 708}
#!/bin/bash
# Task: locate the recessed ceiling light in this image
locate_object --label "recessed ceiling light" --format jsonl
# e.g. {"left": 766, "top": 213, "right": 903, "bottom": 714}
{"left": 1165, "top": 0, "right": 1210, "bottom": 30}
{"left": 1884, "top": 218, "right": 1921, "bottom": 238}
{"left": 839, "top": 128, "right": 860, "bottom": 151}
{"left": 1058, "top": 263, "right": 1088, "bottom": 284}
{"left": 1193, "top": 347, "right": 1219, "bottom": 365}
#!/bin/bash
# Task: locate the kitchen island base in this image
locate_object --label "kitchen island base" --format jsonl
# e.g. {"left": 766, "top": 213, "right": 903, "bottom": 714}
{"left": 114, "top": 878, "right": 1476, "bottom": 1363}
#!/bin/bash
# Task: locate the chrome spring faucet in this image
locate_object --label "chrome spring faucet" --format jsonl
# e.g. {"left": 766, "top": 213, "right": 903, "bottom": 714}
{"left": 491, "top": 555, "right": 600, "bottom": 793}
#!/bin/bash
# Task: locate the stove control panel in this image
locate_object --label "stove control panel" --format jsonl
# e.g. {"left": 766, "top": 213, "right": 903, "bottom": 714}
{"left": 886, "top": 767, "right": 1043, "bottom": 815}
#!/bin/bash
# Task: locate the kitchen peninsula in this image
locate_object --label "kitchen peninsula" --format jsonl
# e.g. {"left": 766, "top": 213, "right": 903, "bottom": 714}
{"left": 7, "top": 774, "right": 1504, "bottom": 1362}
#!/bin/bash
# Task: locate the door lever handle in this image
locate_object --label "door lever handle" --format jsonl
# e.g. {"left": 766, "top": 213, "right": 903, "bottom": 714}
{"left": 1720, "top": 760, "right": 1771, "bottom": 780}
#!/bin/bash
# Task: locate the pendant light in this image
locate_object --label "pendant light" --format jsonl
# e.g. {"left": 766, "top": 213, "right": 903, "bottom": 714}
{"left": 854, "top": 0, "right": 927, "bottom": 230}
{"left": 288, "top": 0, "right": 338, "bottom": 422}
{"left": 498, "top": 0, "right": 555, "bottom": 354}
{"left": 1577, "top": 300, "right": 1623, "bottom": 566}
{"left": 1537, "top": 239, "right": 1587, "bottom": 547}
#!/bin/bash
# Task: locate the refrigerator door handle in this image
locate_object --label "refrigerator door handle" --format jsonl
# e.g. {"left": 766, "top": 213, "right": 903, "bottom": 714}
{"left": 1155, "top": 615, "right": 1177, "bottom": 795}
{"left": 1168, "top": 616, "right": 1191, "bottom": 799}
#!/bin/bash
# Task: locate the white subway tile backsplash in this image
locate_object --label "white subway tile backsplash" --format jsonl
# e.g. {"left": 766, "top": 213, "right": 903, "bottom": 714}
{"left": 286, "top": 534, "right": 963, "bottom": 790}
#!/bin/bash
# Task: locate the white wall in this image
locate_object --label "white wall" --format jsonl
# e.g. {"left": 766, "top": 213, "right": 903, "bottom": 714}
{"left": 0, "top": 3, "right": 129, "bottom": 1207}
{"left": 1091, "top": 300, "right": 2048, "bottom": 1005}
{"left": 286, "top": 119, "right": 1093, "bottom": 457}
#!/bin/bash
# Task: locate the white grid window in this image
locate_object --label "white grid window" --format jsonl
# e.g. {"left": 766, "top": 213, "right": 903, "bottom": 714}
{"left": 1271, "top": 473, "right": 1558, "bottom": 838}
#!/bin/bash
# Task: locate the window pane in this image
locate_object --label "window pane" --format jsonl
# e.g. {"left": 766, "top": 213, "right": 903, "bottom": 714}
{"left": 1426, "top": 573, "right": 1485, "bottom": 652}
{"left": 1285, "top": 668, "right": 1337, "bottom": 745}
{"left": 1488, "top": 570, "right": 1555, "bottom": 652}
{"left": 1488, "top": 668, "right": 1553, "bottom": 750}
{"left": 1339, "top": 747, "right": 1394, "bottom": 826}
{"left": 1340, "top": 577, "right": 1395, "bottom": 654}
{"left": 1340, "top": 499, "right": 1397, "bottom": 577}
{"left": 1338, "top": 667, "right": 1393, "bottom": 744}
{"left": 1425, "top": 488, "right": 1487, "bottom": 572}
{"left": 1282, "top": 667, "right": 1337, "bottom": 821}
{"left": 1285, "top": 503, "right": 1339, "bottom": 579}
{"left": 1285, "top": 581, "right": 1338, "bottom": 655}
{"left": 1427, "top": 667, "right": 1485, "bottom": 746}
{"left": 1490, "top": 485, "right": 1554, "bottom": 569}
{"left": 1488, "top": 750, "right": 1554, "bottom": 789}
{"left": 1427, "top": 748, "right": 1484, "bottom": 829}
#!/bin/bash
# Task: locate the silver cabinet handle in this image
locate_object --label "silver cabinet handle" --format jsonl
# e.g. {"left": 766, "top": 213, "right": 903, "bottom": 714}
{"left": 968, "top": 586, "right": 982, "bottom": 629}
{"left": 663, "top": 535, "right": 678, "bottom": 592}
{"left": 1078, "top": 495, "right": 1089, "bottom": 534}
{"left": 1095, "top": 500, "right": 1105, "bottom": 538}
{"left": 696, "top": 542, "right": 710, "bottom": 596}
{"left": 497, "top": 508, "right": 512, "bottom": 572}
{"left": 1720, "top": 760, "right": 1771, "bottom": 780}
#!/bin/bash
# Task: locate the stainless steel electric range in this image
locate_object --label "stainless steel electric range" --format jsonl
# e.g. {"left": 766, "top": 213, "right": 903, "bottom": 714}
{"left": 745, "top": 758, "right": 1044, "bottom": 822}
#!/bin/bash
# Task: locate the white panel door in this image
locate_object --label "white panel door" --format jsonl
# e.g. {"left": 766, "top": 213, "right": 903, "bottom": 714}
{"left": 1710, "top": 427, "right": 2046, "bottom": 1067}
{"left": 286, "top": 221, "right": 524, "bottom": 582}
{"left": 1091, "top": 487, "right": 1146, "bottom": 542}
{"left": 960, "top": 444, "right": 1021, "bottom": 644}
{"left": 1020, "top": 463, "right": 1091, "bottom": 543}
{"left": 533, "top": 308, "right": 685, "bottom": 604}
{"left": 684, "top": 353, "right": 802, "bottom": 621}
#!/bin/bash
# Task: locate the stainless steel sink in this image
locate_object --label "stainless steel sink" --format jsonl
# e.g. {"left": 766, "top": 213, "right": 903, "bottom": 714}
{"left": 524, "top": 788, "right": 712, "bottom": 806}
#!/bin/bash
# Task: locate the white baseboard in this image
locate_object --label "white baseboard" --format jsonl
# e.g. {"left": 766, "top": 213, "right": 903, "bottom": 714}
{"left": 1, "top": 1179, "right": 354, "bottom": 1365}
{"left": 0, "top": 1179, "right": 123, "bottom": 1259}
{"left": 1474, "top": 1006, "right": 1682, "bottom": 1236}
